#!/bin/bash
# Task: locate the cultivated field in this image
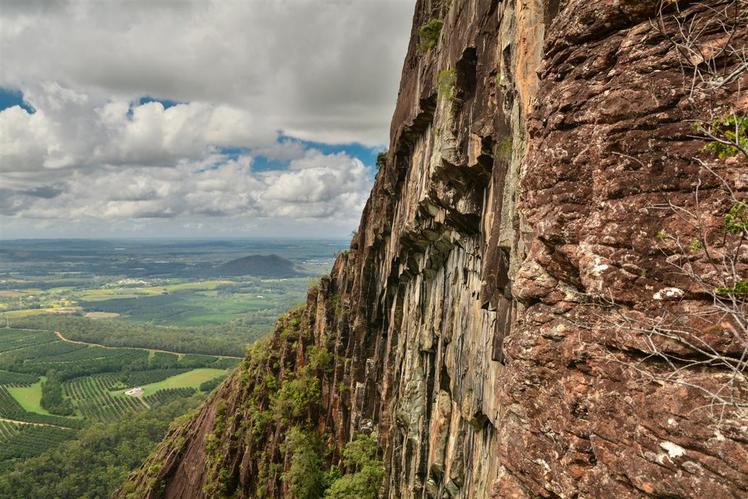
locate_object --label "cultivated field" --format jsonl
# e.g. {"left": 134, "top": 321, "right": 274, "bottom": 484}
{"left": 0, "top": 239, "right": 345, "bottom": 475}
{"left": 0, "top": 327, "right": 233, "bottom": 466}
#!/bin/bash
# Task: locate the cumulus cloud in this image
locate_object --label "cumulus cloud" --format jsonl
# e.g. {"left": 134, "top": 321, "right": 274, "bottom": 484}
{"left": 0, "top": 0, "right": 412, "bottom": 238}
{"left": 0, "top": 0, "right": 413, "bottom": 145}
{"left": 0, "top": 150, "right": 371, "bottom": 235}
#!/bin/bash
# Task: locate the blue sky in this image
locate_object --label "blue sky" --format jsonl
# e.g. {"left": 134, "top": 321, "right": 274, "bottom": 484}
{"left": 0, "top": 88, "right": 35, "bottom": 114}
{"left": 224, "top": 135, "right": 384, "bottom": 173}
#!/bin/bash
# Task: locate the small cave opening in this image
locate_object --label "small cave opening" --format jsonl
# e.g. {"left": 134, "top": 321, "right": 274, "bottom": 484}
{"left": 456, "top": 47, "right": 478, "bottom": 102}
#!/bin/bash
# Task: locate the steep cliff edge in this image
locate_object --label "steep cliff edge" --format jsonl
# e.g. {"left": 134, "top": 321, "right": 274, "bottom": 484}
{"left": 119, "top": 1, "right": 748, "bottom": 497}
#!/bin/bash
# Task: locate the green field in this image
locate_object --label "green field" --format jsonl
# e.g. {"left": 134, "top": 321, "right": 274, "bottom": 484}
{"left": 115, "top": 368, "right": 226, "bottom": 397}
{"left": 0, "top": 238, "right": 345, "bottom": 492}
{"left": 76, "top": 277, "right": 312, "bottom": 327}
{"left": 0, "top": 326, "right": 238, "bottom": 467}
{"left": 1, "top": 275, "right": 312, "bottom": 331}
{"left": 7, "top": 378, "right": 50, "bottom": 415}
{"left": 76, "top": 279, "right": 237, "bottom": 302}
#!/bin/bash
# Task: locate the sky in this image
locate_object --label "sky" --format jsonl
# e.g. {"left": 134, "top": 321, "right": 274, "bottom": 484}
{"left": 0, "top": 0, "right": 414, "bottom": 239}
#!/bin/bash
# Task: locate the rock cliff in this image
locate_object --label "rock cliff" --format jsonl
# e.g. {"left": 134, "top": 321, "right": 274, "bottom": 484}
{"left": 119, "top": 0, "right": 748, "bottom": 497}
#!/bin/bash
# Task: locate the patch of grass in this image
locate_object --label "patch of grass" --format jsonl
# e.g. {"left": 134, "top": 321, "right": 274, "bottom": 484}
{"left": 113, "top": 368, "right": 227, "bottom": 397}
{"left": 7, "top": 377, "right": 51, "bottom": 415}
{"left": 3, "top": 308, "right": 81, "bottom": 319}
{"left": 498, "top": 136, "right": 513, "bottom": 159}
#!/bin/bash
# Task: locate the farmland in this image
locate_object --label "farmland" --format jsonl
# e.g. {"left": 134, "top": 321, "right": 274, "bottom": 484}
{"left": 0, "top": 326, "right": 234, "bottom": 468}
{"left": 114, "top": 368, "right": 227, "bottom": 397}
{"left": 7, "top": 378, "right": 49, "bottom": 414}
{"left": 0, "top": 238, "right": 345, "bottom": 486}
{"left": 0, "top": 420, "right": 75, "bottom": 466}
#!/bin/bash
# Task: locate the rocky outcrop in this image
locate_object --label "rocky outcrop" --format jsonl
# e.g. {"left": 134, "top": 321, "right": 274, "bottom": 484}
{"left": 119, "top": 0, "right": 747, "bottom": 497}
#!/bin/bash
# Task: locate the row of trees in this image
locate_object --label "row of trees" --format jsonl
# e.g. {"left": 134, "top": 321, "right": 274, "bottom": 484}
{"left": 40, "top": 372, "right": 73, "bottom": 416}
{"left": 0, "top": 396, "right": 204, "bottom": 498}
{"left": 8, "top": 316, "right": 246, "bottom": 358}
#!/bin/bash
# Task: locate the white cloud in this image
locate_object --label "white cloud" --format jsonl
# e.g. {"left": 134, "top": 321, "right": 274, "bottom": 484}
{"left": 0, "top": 150, "right": 371, "bottom": 236}
{"left": 0, "top": 0, "right": 413, "bottom": 145}
{"left": 0, "top": 89, "right": 275, "bottom": 174}
{"left": 0, "top": 0, "right": 412, "bottom": 238}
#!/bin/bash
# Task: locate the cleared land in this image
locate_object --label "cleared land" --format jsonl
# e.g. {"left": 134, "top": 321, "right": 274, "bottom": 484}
{"left": 7, "top": 378, "right": 50, "bottom": 415}
{"left": 115, "top": 368, "right": 226, "bottom": 397}
{"left": 84, "top": 312, "right": 120, "bottom": 319}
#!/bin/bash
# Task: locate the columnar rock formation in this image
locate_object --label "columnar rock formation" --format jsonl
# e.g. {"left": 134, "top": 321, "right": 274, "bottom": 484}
{"left": 120, "top": 0, "right": 747, "bottom": 497}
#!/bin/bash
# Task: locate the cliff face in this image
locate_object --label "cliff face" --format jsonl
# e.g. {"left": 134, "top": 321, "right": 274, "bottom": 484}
{"left": 120, "top": 1, "right": 748, "bottom": 497}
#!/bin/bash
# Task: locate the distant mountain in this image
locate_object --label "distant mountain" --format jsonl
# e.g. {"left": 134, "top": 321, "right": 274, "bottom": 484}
{"left": 213, "top": 254, "right": 301, "bottom": 278}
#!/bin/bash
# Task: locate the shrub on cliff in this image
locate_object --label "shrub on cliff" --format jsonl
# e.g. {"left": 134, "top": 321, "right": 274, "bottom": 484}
{"left": 437, "top": 69, "right": 456, "bottom": 101}
{"left": 418, "top": 18, "right": 443, "bottom": 52}
{"left": 700, "top": 114, "right": 748, "bottom": 159}
{"left": 283, "top": 428, "right": 326, "bottom": 499}
{"left": 271, "top": 372, "right": 321, "bottom": 422}
{"left": 324, "top": 434, "right": 383, "bottom": 499}
{"left": 307, "top": 345, "right": 333, "bottom": 373}
{"left": 376, "top": 151, "right": 387, "bottom": 170}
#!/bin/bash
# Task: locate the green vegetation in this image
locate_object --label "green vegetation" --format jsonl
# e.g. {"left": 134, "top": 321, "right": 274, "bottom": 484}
{"left": 498, "top": 136, "right": 513, "bottom": 159}
{"left": 199, "top": 374, "right": 227, "bottom": 393}
{"left": 120, "top": 367, "right": 190, "bottom": 387}
{"left": 144, "top": 387, "right": 197, "bottom": 406}
{"left": 307, "top": 345, "right": 333, "bottom": 373}
{"left": 725, "top": 202, "right": 748, "bottom": 234}
{"left": 64, "top": 374, "right": 146, "bottom": 421}
{"left": 702, "top": 114, "right": 748, "bottom": 159}
{"left": 0, "top": 396, "right": 202, "bottom": 497}
{"left": 437, "top": 68, "right": 456, "bottom": 101}
{"left": 325, "top": 434, "right": 384, "bottom": 499}
{"left": 376, "top": 151, "right": 387, "bottom": 170}
{"left": 113, "top": 368, "right": 227, "bottom": 397}
{"left": 0, "top": 386, "right": 83, "bottom": 428}
{"left": 40, "top": 373, "right": 74, "bottom": 416}
{"left": 7, "top": 378, "right": 50, "bottom": 415}
{"left": 124, "top": 305, "right": 387, "bottom": 499}
{"left": 419, "top": 18, "right": 444, "bottom": 52}
{"left": 10, "top": 315, "right": 248, "bottom": 357}
{"left": 271, "top": 373, "right": 321, "bottom": 422}
{"left": 716, "top": 280, "right": 748, "bottom": 296}
{"left": 0, "top": 422, "right": 75, "bottom": 468}
{"left": 0, "top": 370, "right": 37, "bottom": 385}
{"left": 283, "top": 428, "right": 326, "bottom": 499}
{"left": 0, "top": 327, "right": 236, "bottom": 381}
{"left": 0, "top": 238, "right": 344, "bottom": 493}
{"left": 0, "top": 324, "right": 234, "bottom": 470}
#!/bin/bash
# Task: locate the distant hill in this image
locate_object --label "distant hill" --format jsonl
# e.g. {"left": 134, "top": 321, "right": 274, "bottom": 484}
{"left": 213, "top": 254, "right": 301, "bottom": 278}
